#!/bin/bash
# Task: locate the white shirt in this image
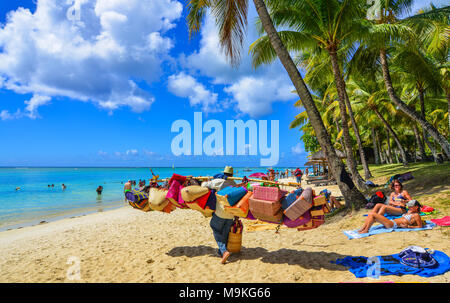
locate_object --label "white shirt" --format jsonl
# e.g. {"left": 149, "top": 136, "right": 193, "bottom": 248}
{"left": 202, "top": 178, "right": 236, "bottom": 219}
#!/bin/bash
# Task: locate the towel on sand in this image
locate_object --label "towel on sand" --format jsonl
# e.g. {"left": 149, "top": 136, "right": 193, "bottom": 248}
{"left": 343, "top": 221, "right": 436, "bottom": 240}
{"left": 332, "top": 250, "right": 450, "bottom": 278}
{"left": 431, "top": 216, "right": 450, "bottom": 226}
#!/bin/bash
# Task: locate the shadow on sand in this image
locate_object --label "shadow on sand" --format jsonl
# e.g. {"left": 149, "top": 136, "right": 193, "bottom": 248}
{"left": 166, "top": 245, "right": 348, "bottom": 271}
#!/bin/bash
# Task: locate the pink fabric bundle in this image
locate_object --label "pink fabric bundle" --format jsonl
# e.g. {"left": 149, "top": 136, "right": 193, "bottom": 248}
{"left": 430, "top": 216, "right": 450, "bottom": 226}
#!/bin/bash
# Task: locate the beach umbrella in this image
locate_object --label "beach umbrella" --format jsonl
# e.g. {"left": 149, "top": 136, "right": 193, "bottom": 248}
{"left": 249, "top": 172, "right": 268, "bottom": 178}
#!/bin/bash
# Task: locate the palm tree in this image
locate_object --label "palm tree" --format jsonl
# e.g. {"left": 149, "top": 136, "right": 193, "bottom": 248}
{"left": 392, "top": 47, "right": 445, "bottom": 162}
{"left": 365, "top": 1, "right": 450, "bottom": 158}
{"left": 249, "top": 0, "right": 370, "bottom": 187}
{"left": 406, "top": 3, "right": 450, "bottom": 144}
{"left": 292, "top": 50, "right": 373, "bottom": 178}
{"left": 186, "top": 0, "right": 367, "bottom": 208}
{"left": 347, "top": 75, "right": 408, "bottom": 165}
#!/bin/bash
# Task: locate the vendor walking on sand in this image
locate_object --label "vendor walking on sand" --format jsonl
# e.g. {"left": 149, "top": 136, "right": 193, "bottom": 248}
{"left": 202, "top": 166, "right": 236, "bottom": 264}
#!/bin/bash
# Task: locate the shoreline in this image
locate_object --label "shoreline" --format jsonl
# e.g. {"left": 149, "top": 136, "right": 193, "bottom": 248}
{"left": 0, "top": 201, "right": 125, "bottom": 233}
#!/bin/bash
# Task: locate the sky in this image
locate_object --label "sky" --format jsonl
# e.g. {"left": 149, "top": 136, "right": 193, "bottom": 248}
{"left": 0, "top": 0, "right": 445, "bottom": 167}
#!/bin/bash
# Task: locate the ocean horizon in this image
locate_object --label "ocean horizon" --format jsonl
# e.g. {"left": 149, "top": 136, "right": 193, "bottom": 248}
{"left": 0, "top": 166, "right": 304, "bottom": 231}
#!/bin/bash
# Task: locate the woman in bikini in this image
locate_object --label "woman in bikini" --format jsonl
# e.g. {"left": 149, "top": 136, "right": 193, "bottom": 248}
{"left": 358, "top": 200, "right": 423, "bottom": 234}
{"left": 370, "top": 180, "right": 412, "bottom": 216}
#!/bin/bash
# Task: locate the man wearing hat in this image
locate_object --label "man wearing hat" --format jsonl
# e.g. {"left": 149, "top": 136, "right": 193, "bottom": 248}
{"left": 202, "top": 166, "right": 237, "bottom": 264}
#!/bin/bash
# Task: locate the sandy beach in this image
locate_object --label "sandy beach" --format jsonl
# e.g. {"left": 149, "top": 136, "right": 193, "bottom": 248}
{"left": 0, "top": 178, "right": 449, "bottom": 283}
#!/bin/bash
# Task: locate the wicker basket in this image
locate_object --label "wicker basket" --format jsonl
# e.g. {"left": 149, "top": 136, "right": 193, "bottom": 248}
{"left": 253, "top": 186, "right": 287, "bottom": 201}
{"left": 227, "top": 232, "right": 242, "bottom": 253}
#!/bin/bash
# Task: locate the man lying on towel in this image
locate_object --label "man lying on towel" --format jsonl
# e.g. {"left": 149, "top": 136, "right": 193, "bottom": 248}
{"left": 358, "top": 200, "right": 423, "bottom": 234}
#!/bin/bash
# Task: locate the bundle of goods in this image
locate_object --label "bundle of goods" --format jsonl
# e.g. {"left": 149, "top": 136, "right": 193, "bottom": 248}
{"left": 224, "top": 191, "right": 252, "bottom": 218}
{"left": 248, "top": 185, "right": 288, "bottom": 224}
{"left": 166, "top": 179, "right": 188, "bottom": 209}
{"left": 148, "top": 187, "right": 176, "bottom": 213}
{"left": 227, "top": 218, "right": 244, "bottom": 253}
{"left": 181, "top": 185, "right": 215, "bottom": 217}
{"left": 216, "top": 186, "right": 248, "bottom": 206}
{"left": 281, "top": 187, "right": 328, "bottom": 230}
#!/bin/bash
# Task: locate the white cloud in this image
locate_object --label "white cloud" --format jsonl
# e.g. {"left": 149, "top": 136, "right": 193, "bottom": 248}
{"left": 0, "top": 109, "right": 20, "bottom": 120}
{"left": 24, "top": 95, "right": 51, "bottom": 119}
{"left": 167, "top": 72, "right": 222, "bottom": 113}
{"left": 126, "top": 149, "right": 139, "bottom": 156}
{"left": 178, "top": 7, "right": 297, "bottom": 118}
{"left": 291, "top": 143, "right": 304, "bottom": 155}
{"left": 0, "top": 0, "right": 182, "bottom": 115}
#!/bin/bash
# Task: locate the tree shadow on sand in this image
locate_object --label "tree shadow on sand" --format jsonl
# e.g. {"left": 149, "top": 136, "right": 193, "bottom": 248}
{"left": 166, "top": 246, "right": 348, "bottom": 271}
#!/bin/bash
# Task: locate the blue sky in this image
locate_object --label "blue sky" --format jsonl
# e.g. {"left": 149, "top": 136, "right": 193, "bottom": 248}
{"left": 0, "top": 0, "right": 445, "bottom": 167}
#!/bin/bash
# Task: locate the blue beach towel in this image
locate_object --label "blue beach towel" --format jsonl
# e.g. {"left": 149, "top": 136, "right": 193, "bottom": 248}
{"left": 343, "top": 221, "right": 436, "bottom": 240}
{"left": 332, "top": 250, "right": 450, "bottom": 278}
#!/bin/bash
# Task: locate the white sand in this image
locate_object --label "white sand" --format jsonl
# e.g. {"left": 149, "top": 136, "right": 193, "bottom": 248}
{"left": 0, "top": 179, "right": 449, "bottom": 283}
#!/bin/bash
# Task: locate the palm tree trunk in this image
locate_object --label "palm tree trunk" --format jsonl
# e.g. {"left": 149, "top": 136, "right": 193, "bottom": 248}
{"left": 334, "top": 119, "right": 347, "bottom": 157}
{"left": 372, "top": 106, "right": 408, "bottom": 165}
{"left": 252, "top": 0, "right": 366, "bottom": 209}
{"left": 379, "top": 49, "right": 450, "bottom": 158}
{"left": 372, "top": 127, "right": 379, "bottom": 164}
{"left": 447, "top": 90, "right": 450, "bottom": 133}
{"left": 328, "top": 50, "right": 367, "bottom": 188}
{"left": 413, "top": 123, "right": 426, "bottom": 161}
{"left": 376, "top": 131, "right": 385, "bottom": 164}
{"left": 419, "top": 90, "right": 439, "bottom": 163}
{"left": 386, "top": 131, "right": 393, "bottom": 164}
{"left": 344, "top": 94, "right": 372, "bottom": 179}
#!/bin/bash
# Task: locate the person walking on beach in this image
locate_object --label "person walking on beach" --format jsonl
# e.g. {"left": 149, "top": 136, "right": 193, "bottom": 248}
{"left": 202, "top": 166, "right": 236, "bottom": 264}
{"left": 294, "top": 168, "right": 302, "bottom": 184}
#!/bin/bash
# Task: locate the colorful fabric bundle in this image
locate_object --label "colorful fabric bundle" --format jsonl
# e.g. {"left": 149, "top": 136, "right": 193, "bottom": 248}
{"left": 430, "top": 216, "right": 450, "bottom": 226}
{"left": 216, "top": 186, "right": 248, "bottom": 206}
{"left": 224, "top": 191, "right": 252, "bottom": 217}
{"left": 166, "top": 180, "right": 187, "bottom": 209}
{"left": 168, "top": 173, "right": 187, "bottom": 186}
{"left": 283, "top": 210, "right": 311, "bottom": 228}
{"left": 186, "top": 190, "right": 211, "bottom": 210}
{"left": 281, "top": 188, "right": 303, "bottom": 210}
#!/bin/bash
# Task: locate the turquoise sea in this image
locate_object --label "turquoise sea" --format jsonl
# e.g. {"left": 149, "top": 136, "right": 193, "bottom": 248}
{"left": 0, "top": 167, "right": 298, "bottom": 231}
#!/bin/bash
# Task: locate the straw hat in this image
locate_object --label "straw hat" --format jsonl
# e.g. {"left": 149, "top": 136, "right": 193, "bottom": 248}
{"left": 223, "top": 166, "right": 234, "bottom": 175}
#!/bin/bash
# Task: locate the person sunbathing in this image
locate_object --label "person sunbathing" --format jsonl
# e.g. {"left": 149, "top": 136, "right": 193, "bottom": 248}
{"left": 358, "top": 200, "right": 423, "bottom": 234}
{"left": 371, "top": 180, "right": 411, "bottom": 216}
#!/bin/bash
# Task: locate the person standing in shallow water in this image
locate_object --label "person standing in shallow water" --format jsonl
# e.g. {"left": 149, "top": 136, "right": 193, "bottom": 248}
{"left": 96, "top": 186, "right": 103, "bottom": 195}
